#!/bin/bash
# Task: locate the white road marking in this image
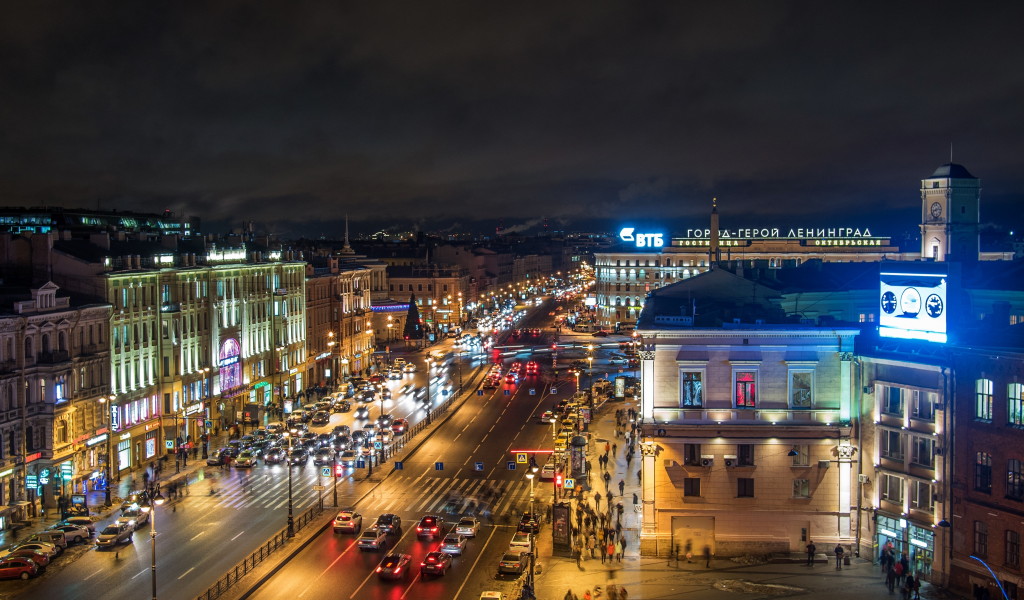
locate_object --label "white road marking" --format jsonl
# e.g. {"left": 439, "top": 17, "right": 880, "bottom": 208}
{"left": 83, "top": 569, "right": 102, "bottom": 581}
{"left": 473, "top": 445, "right": 480, "bottom": 453}
{"left": 399, "top": 571, "right": 422, "bottom": 599}
{"left": 299, "top": 539, "right": 358, "bottom": 598}
{"left": 190, "top": 531, "right": 205, "bottom": 541}
{"left": 178, "top": 567, "right": 195, "bottom": 579}
{"left": 452, "top": 526, "right": 498, "bottom": 600}
{"left": 132, "top": 568, "right": 148, "bottom": 579}
{"left": 230, "top": 530, "right": 245, "bottom": 541}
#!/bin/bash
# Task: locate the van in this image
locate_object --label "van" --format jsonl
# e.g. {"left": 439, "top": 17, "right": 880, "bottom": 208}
{"left": 27, "top": 530, "right": 67, "bottom": 552}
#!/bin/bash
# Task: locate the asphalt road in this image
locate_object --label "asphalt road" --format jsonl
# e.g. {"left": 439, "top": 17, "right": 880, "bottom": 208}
{"left": 23, "top": 340, "right": 492, "bottom": 600}
{"left": 244, "top": 304, "right": 570, "bottom": 600}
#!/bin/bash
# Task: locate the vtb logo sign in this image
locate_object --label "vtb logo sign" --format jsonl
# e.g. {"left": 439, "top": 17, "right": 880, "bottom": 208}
{"left": 619, "top": 228, "right": 664, "bottom": 248}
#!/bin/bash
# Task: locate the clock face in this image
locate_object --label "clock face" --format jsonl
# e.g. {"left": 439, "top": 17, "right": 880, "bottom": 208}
{"left": 880, "top": 291, "right": 897, "bottom": 314}
{"left": 900, "top": 288, "right": 922, "bottom": 317}
{"left": 930, "top": 202, "right": 942, "bottom": 218}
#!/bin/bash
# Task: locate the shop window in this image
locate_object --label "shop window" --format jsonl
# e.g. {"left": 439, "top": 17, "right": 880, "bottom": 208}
{"left": 976, "top": 521, "right": 989, "bottom": 558}
{"left": 977, "top": 379, "right": 994, "bottom": 421}
{"left": 792, "top": 479, "right": 810, "bottom": 498}
{"left": 880, "top": 430, "right": 904, "bottom": 460}
{"left": 1007, "top": 530, "right": 1021, "bottom": 569}
{"left": 1007, "top": 459, "right": 1024, "bottom": 501}
{"left": 1009, "top": 383, "right": 1024, "bottom": 427}
{"left": 735, "top": 371, "right": 756, "bottom": 408}
{"left": 737, "top": 478, "right": 754, "bottom": 497}
{"left": 683, "top": 478, "right": 701, "bottom": 497}
{"left": 976, "top": 452, "right": 993, "bottom": 493}
{"left": 880, "top": 473, "right": 904, "bottom": 503}
{"left": 909, "top": 480, "right": 934, "bottom": 512}
{"left": 791, "top": 445, "right": 810, "bottom": 466}
{"left": 789, "top": 370, "right": 813, "bottom": 408}
{"left": 680, "top": 372, "right": 703, "bottom": 407}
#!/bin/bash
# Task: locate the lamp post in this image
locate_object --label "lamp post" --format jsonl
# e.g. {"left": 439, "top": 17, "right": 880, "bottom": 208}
{"left": 425, "top": 358, "right": 432, "bottom": 426}
{"left": 140, "top": 490, "right": 165, "bottom": 600}
{"left": 526, "top": 471, "right": 536, "bottom": 516}
{"left": 332, "top": 449, "right": 338, "bottom": 507}
{"left": 285, "top": 430, "right": 295, "bottom": 537}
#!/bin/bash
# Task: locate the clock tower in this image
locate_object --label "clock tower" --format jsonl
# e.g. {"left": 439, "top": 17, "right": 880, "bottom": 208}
{"left": 920, "top": 163, "right": 981, "bottom": 262}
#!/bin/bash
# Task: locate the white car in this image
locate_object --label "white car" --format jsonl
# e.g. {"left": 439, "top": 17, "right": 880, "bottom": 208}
{"left": 117, "top": 507, "right": 150, "bottom": 529}
{"left": 49, "top": 523, "right": 91, "bottom": 544}
{"left": 455, "top": 517, "right": 479, "bottom": 538}
{"left": 403, "top": 364, "right": 416, "bottom": 373}
{"left": 540, "top": 462, "right": 556, "bottom": 480}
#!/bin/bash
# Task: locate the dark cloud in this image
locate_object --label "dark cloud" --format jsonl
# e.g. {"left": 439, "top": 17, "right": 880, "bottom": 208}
{"left": 0, "top": 2, "right": 1022, "bottom": 239}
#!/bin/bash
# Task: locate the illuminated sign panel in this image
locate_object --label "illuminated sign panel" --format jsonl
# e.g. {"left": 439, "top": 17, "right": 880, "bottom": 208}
{"left": 879, "top": 263, "right": 947, "bottom": 343}
{"left": 619, "top": 228, "right": 663, "bottom": 248}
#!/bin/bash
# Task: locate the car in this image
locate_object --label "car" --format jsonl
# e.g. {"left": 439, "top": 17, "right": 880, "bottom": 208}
{"left": 394, "top": 358, "right": 407, "bottom": 368}
{"left": 351, "top": 429, "right": 367, "bottom": 443}
{"left": 413, "top": 387, "right": 427, "bottom": 399}
{"left": 480, "top": 592, "right": 507, "bottom": 600}
{"left": 540, "top": 461, "right": 556, "bottom": 480}
{"left": 96, "top": 522, "right": 134, "bottom": 548}
{"left": 117, "top": 507, "right": 150, "bottom": 529}
{"left": 376, "top": 414, "right": 394, "bottom": 428}
{"left": 234, "top": 451, "right": 258, "bottom": 467}
{"left": 388, "top": 370, "right": 402, "bottom": 380}
{"left": 420, "top": 550, "right": 452, "bottom": 576}
{"left": 49, "top": 523, "right": 90, "bottom": 544}
{"left": 483, "top": 377, "right": 499, "bottom": 389}
{"left": 354, "top": 406, "right": 369, "bottom": 419}
{"left": 120, "top": 490, "right": 150, "bottom": 511}
{"left": 390, "top": 419, "right": 408, "bottom": 434}
{"left": 525, "top": 361, "right": 539, "bottom": 375}
{"left": 264, "top": 448, "right": 286, "bottom": 464}
{"left": 591, "top": 330, "right": 609, "bottom": 337}
{"left": 375, "top": 553, "right": 411, "bottom": 580}
{"left": 504, "top": 373, "right": 517, "bottom": 384}
{"left": 332, "top": 435, "right": 352, "bottom": 451}
{"left": 498, "top": 552, "right": 529, "bottom": 575}
{"left": 403, "top": 363, "right": 416, "bottom": 373}
{"left": 333, "top": 510, "right": 363, "bottom": 533}
{"left": 416, "top": 515, "right": 444, "bottom": 539}
{"left": 60, "top": 516, "right": 96, "bottom": 534}
{"left": 375, "top": 514, "right": 402, "bottom": 534}
{"left": 0, "top": 557, "right": 38, "bottom": 580}
{"left": 455, "top": 517, "right": 480, "bottom": 538}
{"left": 316, "top": 433, "right": 334, "bottom": 447}
{"left": 540, "top": 410, "right": 555, "bottom": 422}
{"left": 25, "top": 530, "right": 66, "bottom": 552}
{"left": 508, "top": 532, "right": 533, "bottom": 554}
{"left": 311, "top": 411, "right": 330, "bottom": 425}
{"left": 439, "top": 533, "right": 468, "bottom": 555}
{"left": 375, "top": 431, "right": 392, "bottom": 445}
{"left": 2, "top": 549, "right": 49, "bottom": 568}
{"left": 266, "top": 422, "right": 285, "bottom": 434}
{"left": 313, "top": 448, "right": 336, "bottom": 465}
{"left": 6, "top": 542, "right": 57, "bottom": 560}
{"left": 338, "top": 450, "right": 359, "bottom": 466}
{"left": 333, "top": 400, "right": 351, "bottom": 413}
{"left": 357, "top": 526, "right": 387, "bottom": 551}
{"left": 288, "top": 448, "right": 309, "bottom": 465}
{"left": 300, "top": 431, "right": 318, "bottom": 443}
{"left": 516, "top": 509, "right": 540, "bottom": 532}
{"left": 332, "top": 424, "right": 352, "bottom": 436}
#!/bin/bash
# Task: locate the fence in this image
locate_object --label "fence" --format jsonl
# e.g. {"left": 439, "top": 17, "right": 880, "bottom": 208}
{"left": 193, "top": 503, "right": 324, "bottom": 600}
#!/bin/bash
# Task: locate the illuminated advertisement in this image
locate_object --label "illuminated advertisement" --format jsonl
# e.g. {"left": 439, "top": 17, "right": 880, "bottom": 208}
{"left": 619, "top": 228, "right": 664, "bottom": 248}
{"left": 879, "top": 263, "right": 947, "bottom": 343}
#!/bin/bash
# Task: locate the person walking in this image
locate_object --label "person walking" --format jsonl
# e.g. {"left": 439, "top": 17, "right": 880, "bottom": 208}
{"left": 894, "top": 560, "right": 904, "bottom": 588}
{"left": 805, "top": 540, "right": 816, "bottom": 567}
{"left": 604, "top": 441, "right": 611, "bottom": 456}
{"left": 606, "top": 540, "right": 615, "bottom": 565}
{"left": 632, "top": 492, "right": 638, "bottom": 506}
{"left": 903, "top": 575, "right": 914, "bottom": 600}
{"left": 564, "top": 589, "right": 574, "bottom": 600}
{"left": 599, "top": 530, "right": 606, "bottom": 563}
{"left": 834, "top": 543, "right": 844, "bottom": 570}
{"left": 685, "top": 539, "right": 693, "bottom": 563}
{"left": 603, "top": 471, "right": 611, "bottom": 490}
{"left": 606, "top": 490, "right": 613, "bottom": 508}
{"left": 594, "top": 491, "right": 602, "bottom": 511}
{"left": 704, "top": 544, "right": 712, "bottom": 568}
{"left": 913, "top": 573, "right": 921, "bottom": 599}
{"left": 619, "top": 587, "right": 628, "bottom": 600}
{"left": 612, "top": 443, "right": 617, "bottom": 458}
{"left": 618, "top": 479, "right": 625, "bottom": 496}
{"left": 886, "top": 565, "right": 897, "bottom": 595}
{"left": 637, "top": 469, "right": 642, "bottom": 484}
{"left": 900, "top": 554, "right": 910, "bottom": 584}
{"left": 615, "top": 538, "right": 623, "bottom": 562}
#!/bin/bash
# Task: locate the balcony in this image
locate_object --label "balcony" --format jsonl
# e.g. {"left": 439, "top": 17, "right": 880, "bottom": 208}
{"left": 651, "top": 407, "right": 844, "bottom": 426}
{"left": 36, "top": 350, "right": 70, "bottom": 365}
{"left": 0, "top": 360, "right": 16, "bottom": 374}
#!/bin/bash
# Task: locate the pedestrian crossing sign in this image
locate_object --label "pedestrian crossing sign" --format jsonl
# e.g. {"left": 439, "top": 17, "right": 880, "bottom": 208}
{"left": 321, "top": 467, "right": 331, "bottom": 477}
{"left": 374, "top": 441, "right": 383, "bottom": 449}
{"left": 507, "top": 461, "right": 516, "bottom": 470}
{"left": 474, "top": 462, "right": 484, "bottom": 471}
{"left": 564, "top": 478, "right": 575, "bottom": 489}
{"left": 516, "top": 453, "right": 528, "bottom": 464}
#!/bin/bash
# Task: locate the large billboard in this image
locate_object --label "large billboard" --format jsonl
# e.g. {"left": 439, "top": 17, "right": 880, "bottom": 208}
{"left": 879, "top": 263, "right": 947, "bottom": 343}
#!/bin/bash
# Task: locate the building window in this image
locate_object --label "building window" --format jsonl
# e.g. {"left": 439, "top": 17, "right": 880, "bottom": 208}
{"left": 789, "top": 370, "right": 813, "bottom": 408}
{"left": 1008, "top": 459, "right": 1024, "bottom": 501}
{"left": 882, "top": 386, "right": 903, "bottom": 416}
{"left": 977, "top": 379, "right": 994, "bottom": 421}
{"left": 880, "top": 430, "right": 905, "bottom": 461}
{"left": 793, "top": 479, "right": 810, "bottom": 498}
{"left": 683, "top": 478, "right": 701, "bottom": 497}
{"left": 738, "top": 444, "right": 755, "bottom": 466}
{"left": 910, "top": 436, "right": 934, "bottom": 468}
{"left": 680, "top": 371, "right": 702, "bottom": 407}
{"left": 909, "top": 480, "right": 934, "bottom": 512}
{"left": 881, "top": 473, "right": 904, "bottom": 503}
{"left": 1009, "top": 383, "right": 1024, "bottom": 427}
{"left": 683, "top": 444, "right": 701, "bottom": 466}
{"left": 737, "top": 478, "right": 754, "bottom": 498}
{"left": 976, "top": 521, "right": 989, "bottom": 558}
{"left": 976, "top": 452, "right": 993, "bottom": 493}
{"left": 791, "top": 445, "right": 810, "bottom": 466}
{"left": 735, "top": 371, "right": 756, "bottom": 408}
{"left": 1007, "top": 530, "right": 1021, "bottom": 569}
{"left": 912, "top": 390, "right": 935, "bottom": 421}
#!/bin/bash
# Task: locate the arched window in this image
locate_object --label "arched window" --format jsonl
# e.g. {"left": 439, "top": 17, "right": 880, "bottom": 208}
{"left": 219, "top": 338, "right": 242, "bottom": 390}
{"left": 58, "top": 332, "right": 66, "bottom": 352}
{"left": 42, "top": 334, "right": 50, "bottom": 353}
{"left": 24, "top": 337, "right": 32, "bottom": 358}
{"left": 615, "top": 297, "right": 621, "bottom": 306}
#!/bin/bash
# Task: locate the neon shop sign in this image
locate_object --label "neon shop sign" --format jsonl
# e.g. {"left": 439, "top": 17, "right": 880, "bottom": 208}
{"left": 619, "top": 228, "right": 664, "bottom": 248}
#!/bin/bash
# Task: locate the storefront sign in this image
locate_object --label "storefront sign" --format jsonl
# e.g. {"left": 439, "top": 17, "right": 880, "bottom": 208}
{"left": 119, "top": 432, "right": 132, "bottom": 441}
{"left": 25, "top": 452, "right": 42, "bottom": 463}
{"left": 910, "top": 539, "right": 928, "bottom": 548}
{"left": 219, "top": 356, "right": 239, "bottom": 367}
{"left": 289, "top": 368, "right": 297, "bottom": 375}
{"left": 0, "top": 468, "right": 13, "bottom": 478}
{"left": 879, "top": 528, "right": 898, "bottom": 538}
{"left": 315, "top": 352, "right": 332, "bottom": 361}
{"left": 86, "top": 433, "right": 109, "bottom": 447}
{"left": 254, "top": 381, "right": 270, "bottom": 389}
{"left": 619, "top": 228, "right": 664, "bottom": 248}
{"left": 185, "top": 402, "right": 205, "bottom": 416}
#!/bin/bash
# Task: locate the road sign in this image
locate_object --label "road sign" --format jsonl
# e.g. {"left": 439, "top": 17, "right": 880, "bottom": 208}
{"left": 165, "top": 440, "right": 174, "bottom": 449}
{"left": 551, "top": 387, "right": 557, "bottom": 394}
{"left": 516, "top": 452, "right": 528, "bottom": 464}
{"left": 435, "top": 462, "right": 444, "bottom": 471}
{"left": 374, "top": 441, "right": 383, "bottom": 449}
{"left": 313, "top": 485, "right": 326, "bottom": 491}
{"left": 395, "top": 461, "right": 403, "bottom": 470}
{"left": 564, "top": 478, "right": 575, "bottom": 489}
{"left": 529, "top": 389, "right": 536, "bottom": 395}
{"left": 507, "top": 461, "right": 516, "bottom": 470}
{"left": 474, "top": 462, "right": 484, "bottom": 472}
{"left": 321, "top": 467, "right": 331, "bottom": 477}
{"left": 477, "top": 390, "right": 484, "bottom": 396}
{"left": 357, "top": 460, "right": 366, "bottom": 469}
{"left": 504, "top": 390, "right": 510, "bottom": 396}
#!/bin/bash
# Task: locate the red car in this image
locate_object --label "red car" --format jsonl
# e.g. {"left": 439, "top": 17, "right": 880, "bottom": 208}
{"left": 0, "top": 557, "right": 38, "bottom": 580}
{"left": 2, "top": 549, "right": 49, "bottom": 568}
{"left": 591, "top": 330, "right": 609, "bottom": 337}
{"left": 525, "top": 361, "right": 539, "bottom": 375}
{"left": 391, "top": 419, "right": 408, "bottom": 434}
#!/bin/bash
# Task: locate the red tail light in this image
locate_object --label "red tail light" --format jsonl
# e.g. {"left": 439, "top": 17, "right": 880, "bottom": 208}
{"left": 417, "top": 527, "right": 422, "bottom": 532}
{"left": 431, "top": 527, "right": 437, "bottom": 531}
{"left": 376, "top": 567, "right": 382, "bottom": 572}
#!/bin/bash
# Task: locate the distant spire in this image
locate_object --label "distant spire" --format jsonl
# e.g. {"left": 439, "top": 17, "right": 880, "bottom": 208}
{"left": 340, "top": 214, "right": 355, "bottom": 254}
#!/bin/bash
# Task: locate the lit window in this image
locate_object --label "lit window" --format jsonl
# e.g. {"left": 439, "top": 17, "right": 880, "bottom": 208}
{"left": 976, "top": 379, "right": 994, "bottom": 421}
{"left": 680, "top": 372, "right": 702, "bottom": 407}
{"left": 1009, "top": 383, "right": 1024, "bottom": 427}
{"left": 789, "top": 371, "right": 813, "bottom": 408}
{"left": 975, "top": 452, "right": 993, "bottom": 493}
{"left": 735, "top": 371, "right": 756, "bottom": 408}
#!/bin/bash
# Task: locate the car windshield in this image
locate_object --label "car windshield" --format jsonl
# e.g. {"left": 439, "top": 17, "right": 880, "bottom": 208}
{"left": 381, "top": 556, "right": 401, "bottom": 568}
{"left": 101, "top": 526, "right": 120, "bottom": 535}
{"left": 459, "top": 519, "right": 474, "bottom": 526}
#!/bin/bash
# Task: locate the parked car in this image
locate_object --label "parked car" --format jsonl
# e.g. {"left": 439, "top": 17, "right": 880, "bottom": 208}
{"left": 416, "top": 515, "right": 444, "bottom": 539}
{"left": 333, "top": 510, "right": 362, "bottom": 533}
{"left": 375, "top": 514, "right": 402, "bottom": 534}
{"left": 419, "top": 551, "right": 452, "bottom": 577}
{"left": 357, "top": 526, "right": 387, "bottom": 551}
{"left": 375, "top": 553, "right": 411, "bottom": 580}
{"left": 49, "top": 523, "right": 90, "bottom": 544}
{"left": 518, "top": 513, "right": 540, "bottom": 534}
{"left": 0, "top": 557, "right": 38, "bottom": 580}
{"left": 25, "top": 530, "right": 66, "bottom": 552}
{"left": 439, "top": 533, "right": 468, "bottom": 556}
{"left": 61, "top": 516, "right": 96, "bottom": 534}
{"left": 498, "top": 551, "right": 529, "bottom": 575}
{"left": 96, "top": 522, "right": 134, "bottom": 548}
{"left": 4, "top": 542, "right": 57, "bottom": 560}
{"left": 508, "top": 532, "right": 533, "bottom": 554}
{"left": 455, "top": 517, "right": 480, "bottom": 538}
{"left": 2, "top": 549, "right": 49, "bottom": 568}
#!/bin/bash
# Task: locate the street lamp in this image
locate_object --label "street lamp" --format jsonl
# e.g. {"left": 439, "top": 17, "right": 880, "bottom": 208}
{"left": 425, "top": 357, "right": 432, "bottom": 426}
{"left": 285, "top": 430, "right": 295, "bottom": 537}
{"left": 140, "top": 490, "right": 165, "bottom": 600}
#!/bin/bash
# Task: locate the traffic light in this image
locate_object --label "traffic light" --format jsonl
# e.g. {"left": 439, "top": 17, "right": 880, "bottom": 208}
{"left": 555, "top": 473, "right": 563, "bottom": 488}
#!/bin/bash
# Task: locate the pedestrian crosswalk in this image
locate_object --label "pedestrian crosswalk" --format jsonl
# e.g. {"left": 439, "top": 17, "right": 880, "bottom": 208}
{"left": 356, "top": 475, "right": 551, "bottom": 518}
{"left": 172, "top": 468, "right": 341, "bottom": 511}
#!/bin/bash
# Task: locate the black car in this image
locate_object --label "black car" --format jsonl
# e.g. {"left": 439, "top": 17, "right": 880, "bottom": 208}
{"left": 416, "top": 515, "right": 444, "bottom": 539}
{"left": 332, "top": 425, "right": 351, "bottom": 437}
{"left": 311, "top": 411, "right": 330, "bottom": 426}
{"left": 375, "top": 514, "right": 402, "bottom": 534}
{"left": 518, "top": 513, "right": 540, "bottom": 534}
{"left": 206, "top": 448, "right": 230, "bottom": 466}
{"left": 288, "top": 448, "right": 308, "bottom": 465}
{"left": 317, "top": 433, "right": 334, "bottom": 447}
{"left": 419, "top": 551, "right": 452, "bottom": 576}
{"left": 332, "top": 436, "right": 352, "bottom": 452}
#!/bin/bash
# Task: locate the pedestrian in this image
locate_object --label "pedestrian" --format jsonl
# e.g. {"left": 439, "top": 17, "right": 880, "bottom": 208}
{"left": 606, "top": 490, "right": 612, "bottom": 507}
{"left": 594, "top": 491, "right": 602, "bottom": 511}
{"left": 637, "top": 469, "right": 642, "bottom": 484}
{"left": 607, "top": 540, "right": 615, "bottom": 564}
{"left": 625, "top": 453, "right": 632, "bottom": 469}
{"left": 575, "top": 538, "right": 583, "bottom": 566}
{"left": 704, "top": 544, "right": 711, "bottom": 568}
{"left": 604, "top": 441, "right": 610, "bottom": 455}
{"left": 894, "top": 560, "right": 904, "bottom": 588}
{"left": 685, "top": 539, "right": 692, "bottom": 563}
{"left": 620, "top": 535, "right": 628, "bottom": 557}
{"left": 590, "top": 533, "right": 597, "bottom": 558}
{"left": 806, "top": 540, "right": 816, "bottom": 567}
{"left": 632, "top": 492, "right": 638, "bottom": 506}
{"left": 615, "top": 538, "right": 623, "bottom": 562}
{"left": 564, "top": 589, "right": 574, "bottom": 600}
{"left": 612, "top": 443, "right": 617, "bottom": 458}
{"left": 913, "top": 573, "right": 921, "bottom": 599}
{"left": 619, "top": 587, "right": 628, "bottom": 600}
{"left": 903, "top": 575, "right": 914, "bottom": 600}
{"left": 900, "top": 554, "right": 910, "bottom": 583}
{"left": 583, "top": 591, "right": 591, "bottom": 600}
{"left": 603, "top": 471, "right": 611, "bottom": 489}
{"left": 607, "top": 585, "right": 618, "bottom": 600}
{"left": 834, "top": 543, "right": 844, "bottom": 570}
{"left": 886, "top": 566, "right": 897, "bottom": 595}
{"left": 600, "top": 533, "right": 606, "bottom": 563}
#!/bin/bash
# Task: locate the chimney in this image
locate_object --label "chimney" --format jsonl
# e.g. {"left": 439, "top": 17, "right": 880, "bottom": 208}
{"left": 90, "top": 233, "right": 111, "bottom": 250}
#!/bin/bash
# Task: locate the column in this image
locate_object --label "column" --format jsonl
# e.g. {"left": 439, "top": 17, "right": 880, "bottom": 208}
{"left": 638, "top": 346, "right": 657, "bottom": 555}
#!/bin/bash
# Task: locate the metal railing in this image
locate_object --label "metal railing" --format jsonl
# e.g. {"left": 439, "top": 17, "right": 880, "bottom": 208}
{"left": 194, "top": 503, "right": 324, "bottom": 600}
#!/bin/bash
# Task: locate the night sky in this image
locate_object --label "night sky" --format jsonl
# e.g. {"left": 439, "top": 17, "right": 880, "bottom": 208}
{"left": 1, "top": 3, "right": 1022, "bottom": 241}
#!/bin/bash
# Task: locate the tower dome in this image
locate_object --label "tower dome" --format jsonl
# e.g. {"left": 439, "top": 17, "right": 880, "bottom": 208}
{"left": 929, "top": 163, "right": 977, "bottom": 179}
